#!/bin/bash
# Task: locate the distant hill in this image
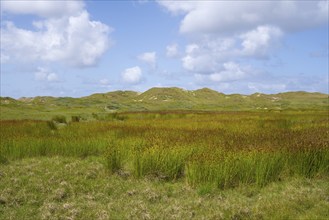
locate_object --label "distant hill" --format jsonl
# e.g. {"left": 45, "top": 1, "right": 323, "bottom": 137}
{"left": 0, "top": 87, "right": 328, "bottom": 120}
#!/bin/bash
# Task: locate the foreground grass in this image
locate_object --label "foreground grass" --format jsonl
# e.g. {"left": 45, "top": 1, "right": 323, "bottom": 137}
{"left": 1, "top": 157, "right": 328, "bottom": 220}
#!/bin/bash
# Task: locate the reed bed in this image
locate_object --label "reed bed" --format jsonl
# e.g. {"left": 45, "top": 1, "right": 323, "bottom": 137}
{"left": 1, "top": 111, "right": 328, "bottom": 188}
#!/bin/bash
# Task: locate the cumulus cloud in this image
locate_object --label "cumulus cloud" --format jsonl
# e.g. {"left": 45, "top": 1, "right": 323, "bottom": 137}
{"left": 182, "top": 45, "right": 217, "bottom": 73}
{"left": 1, "top": 0, "right": 84, "bottom": 18}
{"left": 180, "top": 25, "right": 283, "bottom": 76}
{"left": 176, "top": 25, "right": 283, "bottom": 79}
{"left": 240, "top": 25, "right": 283, "bottom": 58}
{"left": 137, "top": 52, "right": 157, "bottom": 67}
{"left": 181, "top": 37, "right": 244, "bottom": 74}
{"left": 34, "top": 67, "right": 59, "bottom": 82}
{"left": 1, "top": 1, "right": 111, "bottom": 67}
{"left": 159, "top": 1, "right": 328, "bottom": 35}
{"left": 195, "top": 62, "right": 252, "bottom": 83}
{"left": 158, "top": 1, "right": 328, "bottom": 83}
{"left": 209, "top": 62, "right": 248, "bottom": 82}
{"left": 122, "top": 66, "right": 142, "bottom": 84}
{"left": 166, "top": 44, "right": 179, "bottom": 58}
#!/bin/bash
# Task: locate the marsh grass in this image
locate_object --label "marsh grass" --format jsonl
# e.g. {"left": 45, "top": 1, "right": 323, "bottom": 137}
{"left": 0, "top": 111, "right": 328, "bottom": 189}
{"left": 132, "top": 146, "right": 190, "bottom": 180}
{"left": 289, "top": 148, "right": 329, "bottom": 178}
{"left": 105, "top": 141, "right": 124, "bottom": 174}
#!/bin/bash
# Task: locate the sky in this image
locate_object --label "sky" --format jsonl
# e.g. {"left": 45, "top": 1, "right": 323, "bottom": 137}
{"left": 0, "top": 0, "right": 328, "bottom": 98}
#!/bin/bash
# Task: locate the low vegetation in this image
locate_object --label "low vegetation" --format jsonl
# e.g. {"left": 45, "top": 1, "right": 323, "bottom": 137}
{"left": 1, "top": 157, "right": 328, "bottom": 219}
{"left": 1, "top": 111, "right": 328, "bottom": 190}
{"left": 1, "top": 90, "right": 328, "bottom": 218}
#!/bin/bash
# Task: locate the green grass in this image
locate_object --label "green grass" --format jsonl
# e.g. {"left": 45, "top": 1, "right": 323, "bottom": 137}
{"left": 0, "top": 110, "right": 328, "bottom": 218}
{"left": 1, "top": 157, "right": 329, "bottom": 219}
{"left": 1, "top": 111, "right": 328, "bottom": 189}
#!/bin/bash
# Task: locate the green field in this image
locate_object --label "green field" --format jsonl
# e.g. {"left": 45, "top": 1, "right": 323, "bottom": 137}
{"left": 1, "top": 109, "right": 329, "bottom": 219}
{"left": 1, "top": 88, "right": 329, "bottom": 219}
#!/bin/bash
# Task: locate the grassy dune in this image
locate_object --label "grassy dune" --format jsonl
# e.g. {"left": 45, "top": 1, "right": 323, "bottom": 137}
{"left": 1, "top": 89, "right": 328, "bottom": 120}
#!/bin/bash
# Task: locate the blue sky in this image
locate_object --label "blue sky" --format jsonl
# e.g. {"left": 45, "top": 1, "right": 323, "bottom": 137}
{"left": 1, "top": 0, "right": 328, "bottom": 98}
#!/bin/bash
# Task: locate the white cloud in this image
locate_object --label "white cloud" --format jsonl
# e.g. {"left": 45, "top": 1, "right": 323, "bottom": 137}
{"left": 195, "top": 62, "right": 252, "bottom": 83}
{"left": 240, "top": 25, "right": 283, "bottom": 58}
{"left": 159, "top": 1, "right": 328, "bottom": 81}
{"left": 209, "top": 62, "right": 248, "bottom": 82}
{"left": 1, "top": 2, "right": 111, "bottom": 67}
{"left": 182, "top": 52, "right": 216, "bottom": 73}
{"left": 138, "top": 52, "right": 157, "bottom": 67}
{"left": 181, "top": 38, "right": 237, "bottom": 74}
{"left": 179, "top": 26, "right": 283, "bottom": 75}
{"left": 166, "top": 44, "right": 179, "bottom": 58}
{"left": 159, "top": 1, "right": 328, "bottom": 35}
{"left": 122, "top": 66, "right": 142, "bottom": 84}
{"left": 1, "top": 0, "right": 84, "bottom": 18}
{"left": 34, "top": 67, "right": 59, "bottom": 82}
